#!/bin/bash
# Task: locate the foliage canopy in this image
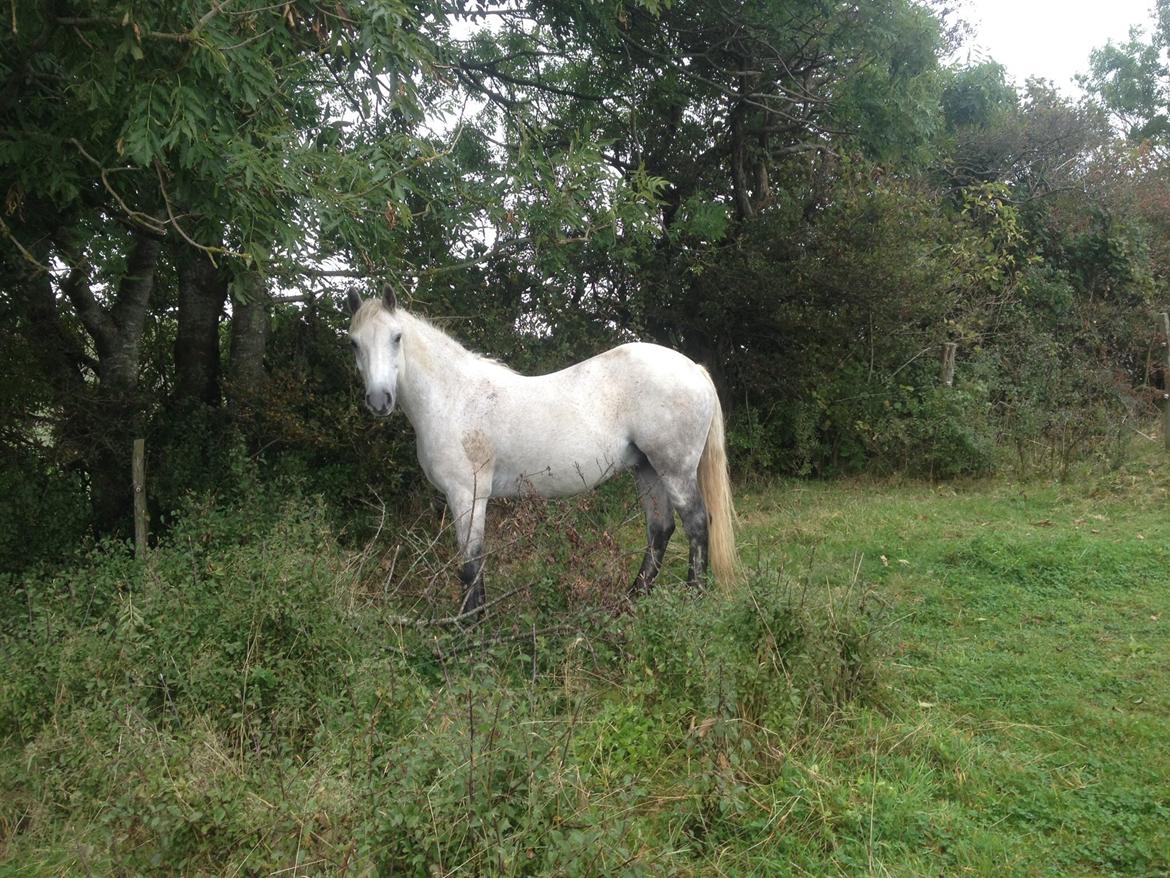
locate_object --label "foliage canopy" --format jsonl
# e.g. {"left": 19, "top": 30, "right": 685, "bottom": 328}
{"left": 0, "top": 0, "right": 1168, "bottom": 552}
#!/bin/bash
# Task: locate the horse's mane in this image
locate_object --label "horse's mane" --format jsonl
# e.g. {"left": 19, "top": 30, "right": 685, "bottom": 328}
{"left": 353, "top": 301, "right": 513, "bottom": 373}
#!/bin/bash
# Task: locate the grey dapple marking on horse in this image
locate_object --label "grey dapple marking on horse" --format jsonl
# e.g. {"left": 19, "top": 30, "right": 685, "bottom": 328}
{"left": 347, "top": 285, "right": 738, "bottom": 614}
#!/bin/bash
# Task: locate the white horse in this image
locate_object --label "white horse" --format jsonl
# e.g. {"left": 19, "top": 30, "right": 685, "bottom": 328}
{"left": 347, "top": 286, "right": 737, "bottom": 614}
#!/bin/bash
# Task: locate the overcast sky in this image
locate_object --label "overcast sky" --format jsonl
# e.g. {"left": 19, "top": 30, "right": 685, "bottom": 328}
{"left": 957, "top": 0, "right": 1160, "bottom": 93}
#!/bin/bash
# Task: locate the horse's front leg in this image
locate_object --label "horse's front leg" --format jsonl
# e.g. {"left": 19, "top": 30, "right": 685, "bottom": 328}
{"left": 449, "top": 488, "right": 490, "bottom": 618}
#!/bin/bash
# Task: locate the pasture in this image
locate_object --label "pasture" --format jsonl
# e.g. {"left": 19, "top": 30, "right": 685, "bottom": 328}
{"left": 2, "top": 451, "right": 1168, "bottom": 876}
{"left": 7, "top": 3, "right": 1170, "bottom": 875}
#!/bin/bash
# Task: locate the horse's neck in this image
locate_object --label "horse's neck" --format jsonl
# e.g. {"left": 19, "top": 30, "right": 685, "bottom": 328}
{"left": 397, "top": 312, "right": 489, "bottom": 423}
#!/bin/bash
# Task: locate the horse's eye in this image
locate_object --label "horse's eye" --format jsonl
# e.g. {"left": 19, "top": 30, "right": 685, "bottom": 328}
{"left": 349, "top": 338, "right": 358, "bottom": 350}
{"left": 393, "top": 332, "right": 403, "bottom": 344}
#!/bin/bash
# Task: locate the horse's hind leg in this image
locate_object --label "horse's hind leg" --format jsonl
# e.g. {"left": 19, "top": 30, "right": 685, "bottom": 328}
{"left": 630, "top": 461, "right": 675, "bottom": 597}
{"left": 659, "top": 474, "right": 708, "bottom": 589}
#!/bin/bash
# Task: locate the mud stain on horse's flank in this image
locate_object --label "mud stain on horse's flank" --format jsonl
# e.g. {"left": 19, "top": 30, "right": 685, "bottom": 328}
{"left": 461, "top": 428, "right": 494, "bottom": 469}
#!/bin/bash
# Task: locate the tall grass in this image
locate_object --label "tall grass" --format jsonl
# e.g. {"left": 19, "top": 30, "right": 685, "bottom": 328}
{"left": 4, "top": 450, "right": 1169, "bottom": 874}
{"left": 0, "top": 475, "right": 883, "bottom": 876}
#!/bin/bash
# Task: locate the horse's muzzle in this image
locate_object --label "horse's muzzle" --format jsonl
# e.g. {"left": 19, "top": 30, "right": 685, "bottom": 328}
{"left": 365, "top": 390, "right": 395, "bottom": 417}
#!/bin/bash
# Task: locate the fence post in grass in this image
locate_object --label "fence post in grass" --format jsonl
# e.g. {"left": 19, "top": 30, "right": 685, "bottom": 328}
{"left": 133, "top": 438, "right": 148, "bottom": 560}
{"left": 1162, "top": 312, "right": 1170, "bottom": 451}
{"left": 941, "top": 342, "right": 957, "bottom": 388}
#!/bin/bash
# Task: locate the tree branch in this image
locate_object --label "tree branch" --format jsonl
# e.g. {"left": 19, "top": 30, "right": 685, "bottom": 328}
{"left": 54, "top": 17, "right": 190, "bottom": 42}
{"left": 0, "top": 217, "right": 52, "bottom": 273}
{"left": 110, "top": 226, "right": 164, "bottom": 337}
{"left": 154, "top": 160, "right": 244, "bottom": 261}
{"left": 387, "top": 584, "right": 531, "bottom": 628}
{"left": 59, "top": 261, "right": 117, "bottom": 351}
{"left": 56, "top": 2, "right": 237, "bottom": 43}
{"left": 69, "top": 139, "right": 168, "bottom": 236}
{"left": 190, "top": 0, "right": 236, "bottom": 39}
{"left": 454, "top": 59, "right": 611, "bottom": 103}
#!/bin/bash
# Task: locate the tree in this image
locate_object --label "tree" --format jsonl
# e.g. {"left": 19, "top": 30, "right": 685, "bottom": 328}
{"left": 1081, "top": 1, "right": 1170, "bottom": 155}
{"left": 432, "top": 0, "right": 951, "bottom": 382}
{"left": 1, "top": 0, "right": 440, "bottom": 529}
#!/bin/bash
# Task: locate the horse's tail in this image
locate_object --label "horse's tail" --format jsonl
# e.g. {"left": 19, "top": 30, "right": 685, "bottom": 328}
{"left": 698, "top": 370, "right": 739, "bottom": 586}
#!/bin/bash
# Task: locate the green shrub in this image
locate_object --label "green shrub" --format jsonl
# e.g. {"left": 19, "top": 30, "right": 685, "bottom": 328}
{"left": 871, "top": 382, "right": 998, "bottom": 479}
{"left": 0, "top": 451, "right": 89, "bottom": 575}
{"left": 729, "top": 368, "right": 997, "bottom": 479}
{"left": 351, "top": 678, "right": 652, "bottom": 877}
{"left": 628, "top": 577, "right": 882, "bottom": 728}
{"left": 1, "top": 475, "right": 357, "bottom": 745}
{"left": 0, "top": 480, "right": 886, "bottom": 875}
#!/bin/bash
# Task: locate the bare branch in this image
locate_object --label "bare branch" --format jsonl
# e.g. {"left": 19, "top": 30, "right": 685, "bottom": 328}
{"left": 154, "top": 160, "right": 245, "bottom": 261}
{"left": 69, "top": 139, "right": 168, "bottom": 236}
{"left": 0, "top": 217, "right": 52, "bottom": 273}
{"left": 387, "top": 583, "right": 532, "bottom": 628}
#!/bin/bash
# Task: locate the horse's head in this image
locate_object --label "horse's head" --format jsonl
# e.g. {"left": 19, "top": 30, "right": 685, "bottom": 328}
{"left": 347, "top": 285, "right": 404, "bottom": 417}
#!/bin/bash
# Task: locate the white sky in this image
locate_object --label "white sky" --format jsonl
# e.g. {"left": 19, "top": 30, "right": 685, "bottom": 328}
{"left": 957, "top": 0, "right": 1159, "bottom": 93}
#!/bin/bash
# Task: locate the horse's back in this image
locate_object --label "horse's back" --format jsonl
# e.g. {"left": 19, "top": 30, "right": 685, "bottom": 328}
{"left": 548, "top": 341, "right": 706, "bottom": 390}
{"left": 532, "top": 342, "right": 712, "bottom": 424}
{"left": 477, "top": 342, "right": 715, "bottom": 496}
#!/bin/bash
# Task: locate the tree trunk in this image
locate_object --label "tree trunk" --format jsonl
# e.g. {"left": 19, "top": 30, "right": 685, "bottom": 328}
{"left": 133, "top": 437, "right": 148, "bottom": 560}
{"left": 174, "top": 246, "right": 228, "bottom": 406}
{"left": 227, "top": 274, "right": 270, "bottom": 409}
{"left": 61, "top": 226, "right": 163, "bottom": 533}
{"left": 730, "top": 95, "right": 755, "bottom": 222}
{"left": 5, "top": 248, "right": 93, "bottom": 488}
{"left": 941, "top": 342, "right": 957, "bottom": 387}
{"left": 99, "top": 232, "right": 163, "bottom": 389}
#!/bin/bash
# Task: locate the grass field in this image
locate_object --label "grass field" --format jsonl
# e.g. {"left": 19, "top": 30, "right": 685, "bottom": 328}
{"left": 729, "top": 464, "right": 1170, "bottom": 876}
{"left": 2, "top": 450, "right": 1169, "bottom": 876}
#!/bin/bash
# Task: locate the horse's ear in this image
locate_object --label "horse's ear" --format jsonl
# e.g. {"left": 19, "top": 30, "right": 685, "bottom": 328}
{"left": 346, "top": 290, "right": 363, "bottom": 315}
{"left": 382, "top": 283, "right": 397, "bottom": 312}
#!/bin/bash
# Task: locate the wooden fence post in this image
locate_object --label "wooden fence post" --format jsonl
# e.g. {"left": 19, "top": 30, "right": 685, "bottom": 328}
{"left": 941, "top": 342, "right": 957, "bottom": 388}
{"left": 133, "top": 438, "right": 148, "bottom": 560}
{"left": 1162, "top": 313, "right": 1170, "bottom": 452}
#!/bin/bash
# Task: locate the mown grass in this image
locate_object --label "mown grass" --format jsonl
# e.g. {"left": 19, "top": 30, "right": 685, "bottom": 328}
{"left": 1, "top": 449, "right": 1168, "bottom": 876}
{"left": 729, "top": 454, "right": 1170, "bottom": 877}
